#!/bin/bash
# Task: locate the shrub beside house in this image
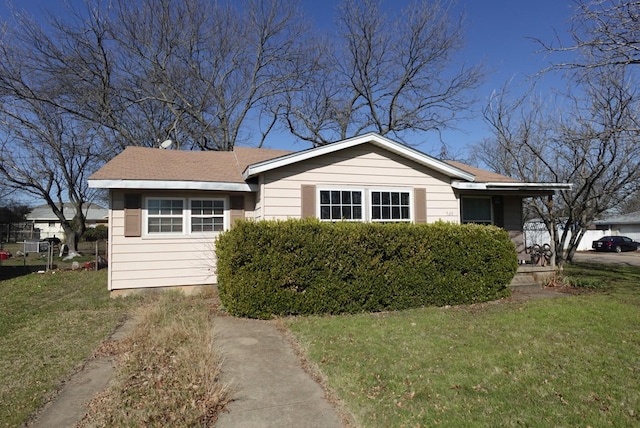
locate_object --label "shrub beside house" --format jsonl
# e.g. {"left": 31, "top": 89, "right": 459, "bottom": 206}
{"left": 216, "top": 219, "right": 518, "bottom": 318}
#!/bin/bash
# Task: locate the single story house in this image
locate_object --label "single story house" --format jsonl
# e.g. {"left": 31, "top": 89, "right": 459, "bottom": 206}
{"left": 592, "top": 211, "right": 640, "bottom": 242}
{"left": 88, "top": 133, "right": 571, "bottom": 295}
{"left": 26, "top": 203, "right": 108, "bottom": 241}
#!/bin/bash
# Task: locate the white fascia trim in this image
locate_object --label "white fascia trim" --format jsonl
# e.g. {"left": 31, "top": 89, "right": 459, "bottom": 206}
{"left": 451, "top": 181, "right": 572, "bottom": 191}
{"left": 88, "top": 179, "right": 256, "bottom": 192}
{"left": 242, "top": 132, "right": 476, "bottom": 182}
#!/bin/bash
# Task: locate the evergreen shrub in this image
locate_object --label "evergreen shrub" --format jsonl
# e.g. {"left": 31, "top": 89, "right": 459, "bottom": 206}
{"left": 216, "top": 219, "right": 517, "bottom": 319}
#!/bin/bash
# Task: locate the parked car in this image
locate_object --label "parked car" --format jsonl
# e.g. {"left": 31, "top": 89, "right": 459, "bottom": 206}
{"left": 592, "top": 236, "right": 640, "bottom": 252}
{"left": 39, "top": 237, "right": 62, "bottom": 252}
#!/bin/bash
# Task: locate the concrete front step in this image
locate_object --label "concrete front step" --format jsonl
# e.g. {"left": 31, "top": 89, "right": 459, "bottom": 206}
{"left": 509, "top": 265, "right": 557, "bottom": 288}
{"left": 510, "top": 274, "right": 540, "bottom": 288}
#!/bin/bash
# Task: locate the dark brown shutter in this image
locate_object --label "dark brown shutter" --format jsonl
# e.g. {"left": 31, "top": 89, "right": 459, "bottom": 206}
{"left": 414, "top": 188, "right": 427, "bottom": 224}
{"left": 301, "top": 185, "right": 316, "bottom": 218}
{"left": 230, "top": 195, "right": 245, "bottom": 227}
{"left": 124, "top": 194, "right": 142, "bottom": 237}
{"left": 492, "top": 195, "right": 504, "bottom": 228}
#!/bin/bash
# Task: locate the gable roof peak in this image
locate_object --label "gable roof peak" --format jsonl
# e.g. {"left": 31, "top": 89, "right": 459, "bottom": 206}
{"left": 243, "top": 132, "right": 476, "bottom": 181}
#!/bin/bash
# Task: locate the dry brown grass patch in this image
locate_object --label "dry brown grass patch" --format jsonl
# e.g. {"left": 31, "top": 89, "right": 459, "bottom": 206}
{"left": 78, "top": 291, "right": 230, "bottom": 427}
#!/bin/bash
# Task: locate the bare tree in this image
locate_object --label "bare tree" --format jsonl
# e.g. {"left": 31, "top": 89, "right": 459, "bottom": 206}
{"left": 108, "top": 0, "right": 314, "bottom": 151}
{"left": 281, "top": 0, "right": 484, "bottom": 146}
{"left": 0, "top": 100, "right": 101, "bottom": 254}
{"left": 0, "top": 0, "right": 313, "bottom": 251}
{"left": 538, "top": 0, "right": 640, "bottom": 70}
{"left": 476, "top": 68, "right": 640, "bottom": 265}
{"left": 0, "top": 2, "right": 121, "bottom": 254}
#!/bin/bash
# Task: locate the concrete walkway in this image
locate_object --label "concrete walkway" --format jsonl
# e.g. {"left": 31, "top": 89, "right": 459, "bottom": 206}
{"left": 214, "top": 316, "right": 344, "bottom": 428}
{"left": 27, "top": 316, "right": 139, "bottom": 428}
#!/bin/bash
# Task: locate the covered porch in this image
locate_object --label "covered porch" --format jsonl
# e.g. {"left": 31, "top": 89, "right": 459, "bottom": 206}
{"left": 451, "top": 177, "right": 571, "bottom": 268}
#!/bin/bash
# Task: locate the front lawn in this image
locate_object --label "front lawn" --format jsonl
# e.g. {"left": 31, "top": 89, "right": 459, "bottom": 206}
{"left": 287, "top": 262, "right": 640, "bottom": 427}
{"left": 0, "top": 270, "right": 136, "bottom": 426}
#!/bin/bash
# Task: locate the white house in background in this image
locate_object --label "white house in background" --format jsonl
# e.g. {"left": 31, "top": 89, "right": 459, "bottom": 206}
{"left": 26, "top": 203, "right": 109, "bottom": 240}
{"left": 88, "top": 132, "right": 571, "bottom": 295}
{"left": 524, "top": 221, "right": 603, "bottom": 252}
{"left": 524, "top": 211, "right": 640, "bottom": 252}
{"left": 593, "top": 211, "right": 640, "bottom": 241}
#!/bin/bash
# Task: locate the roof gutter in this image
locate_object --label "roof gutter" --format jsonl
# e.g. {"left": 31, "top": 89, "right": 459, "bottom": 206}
{"left": 451, "top": 181, "right": 572, "bottom": 191}
{"left": 88, "top": 179, "right": 257, "bottom": 192}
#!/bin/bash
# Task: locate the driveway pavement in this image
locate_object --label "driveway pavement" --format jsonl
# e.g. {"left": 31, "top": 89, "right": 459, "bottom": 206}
{"left": 572, "top": 250, "right": 640, "bottom": 267}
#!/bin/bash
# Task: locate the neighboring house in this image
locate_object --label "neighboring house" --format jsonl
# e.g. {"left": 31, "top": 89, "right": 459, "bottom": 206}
{"left": 524, "top": 211, "right": 640, "bottom": 252}
{"left": 88, "top": 133, "right": 570, "bottom": 295}
{"left": 593, "top": 211, "right": 640, "bottom": 242}
{"left": 26, "top": 203, "right": 109, "bottom": 241}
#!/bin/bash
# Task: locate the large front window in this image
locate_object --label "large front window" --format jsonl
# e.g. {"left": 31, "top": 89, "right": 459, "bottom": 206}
{"left": 318, "top": 188, "right": 412, "bottom": 222}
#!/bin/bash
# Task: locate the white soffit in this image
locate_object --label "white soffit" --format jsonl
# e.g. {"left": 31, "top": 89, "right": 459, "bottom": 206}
{"left": 242, "top": 132, "right": 476, "bottom": 182}
{"left": 88, "top": 179, "right": 256, "bottom": 192}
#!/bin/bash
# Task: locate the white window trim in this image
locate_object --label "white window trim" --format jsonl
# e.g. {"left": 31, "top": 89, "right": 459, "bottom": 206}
{"left": 317, "top": 188, "right": 366, "bottom": 222}
{"left": 188, "top": 198, "right": 228, "bottom": 236}
{"left": 144, "top": 197, "right": 186, "bottom": 236}
{"left": 316, "top": 186, "right": 414, "bottom": 223}
{"left": 143, "top": 196, "right": 229, "bottom": 237}
{"left": 369, "top": 189, "right": 413, "bottom": 223}
{"left": 461, "top": 196, "right": 493, "bottom": 225}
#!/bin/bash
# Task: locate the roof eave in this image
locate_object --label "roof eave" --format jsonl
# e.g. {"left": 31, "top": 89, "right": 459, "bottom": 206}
{"left": 452, "top": 181, "right": 573, "bottom": 191}
{"left": 242, "top": 133, "right": 476, "bottom": 182}
{"left": 88, "top": 179, "right": 257, "bottom": 192}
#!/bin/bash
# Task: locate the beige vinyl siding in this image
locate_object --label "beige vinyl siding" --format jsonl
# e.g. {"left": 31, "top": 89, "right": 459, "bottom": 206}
{"left": 253, "top": 176, "right": 265, "bottom": 221}
{"left": 260, "top": 144, "right": 459, "bottom": 222}
{"left": 109, "top": 190, "right": 226, "bottom": 290}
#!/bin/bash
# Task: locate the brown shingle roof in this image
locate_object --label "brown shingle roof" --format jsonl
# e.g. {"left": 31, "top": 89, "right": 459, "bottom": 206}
{"left": 89, "top": 146, "right": 292, "bottom": 183}
{"left": 444, "top": 160, "right": 520, "bottom": 183}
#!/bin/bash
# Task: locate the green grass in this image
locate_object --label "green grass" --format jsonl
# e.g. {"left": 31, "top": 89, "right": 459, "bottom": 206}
{"left": 0, "top": 270, "right": 137, "bottom": 427}
{"left": 286, "top": 262, "right": 640, "bottom": 427}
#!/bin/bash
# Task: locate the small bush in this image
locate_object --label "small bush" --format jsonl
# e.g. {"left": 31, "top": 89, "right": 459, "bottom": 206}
{"left": 216, "top": 219, "right": 517, "bottom": 319}
{"left": 82, "top": 225, "right": 108, "bottom": 241}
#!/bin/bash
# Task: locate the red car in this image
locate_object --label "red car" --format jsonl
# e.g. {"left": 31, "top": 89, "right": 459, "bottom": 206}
{"left": 592, "top": 236, "right": 640, "bottom": 252}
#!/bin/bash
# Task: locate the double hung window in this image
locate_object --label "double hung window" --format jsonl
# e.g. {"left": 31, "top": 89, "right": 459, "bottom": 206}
{"left": 147, "top": 199, "right": 184, "bottom": 233}
{"left": 145, "top": 198, "right": 226, "bottom": 235}
{"left": 191, "top": 200, "right": 225, "bottom": 232}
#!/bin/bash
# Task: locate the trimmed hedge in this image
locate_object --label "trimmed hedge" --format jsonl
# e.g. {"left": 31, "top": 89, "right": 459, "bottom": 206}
{"left": 216, "top": 219, "right": 517, "bottom": 319}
